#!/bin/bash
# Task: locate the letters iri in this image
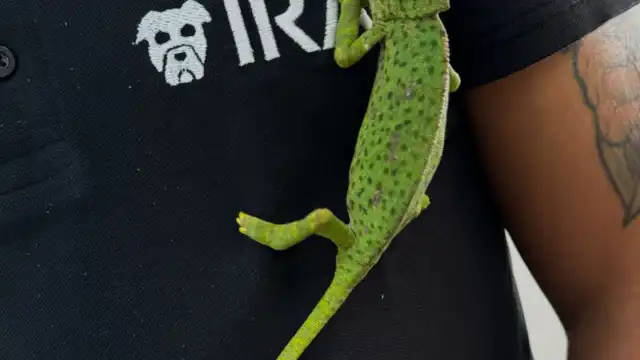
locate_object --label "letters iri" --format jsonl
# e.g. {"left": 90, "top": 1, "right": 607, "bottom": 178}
{"left": 134, "top": 0, "right": 351, "bottom": 85}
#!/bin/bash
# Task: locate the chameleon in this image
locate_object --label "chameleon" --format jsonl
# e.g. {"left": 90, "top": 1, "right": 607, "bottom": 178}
{"left": 236, "top": 0, "right": 460, "bottom": 358}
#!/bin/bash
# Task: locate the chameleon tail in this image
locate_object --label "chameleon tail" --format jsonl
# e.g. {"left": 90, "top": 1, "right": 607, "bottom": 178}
{"left": 276, "top": 265, "right": 355, "bottom": 360}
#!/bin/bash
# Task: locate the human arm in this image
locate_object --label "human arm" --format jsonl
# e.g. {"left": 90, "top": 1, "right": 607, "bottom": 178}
{"left": 465, "top": 4, "right": 640, "bottom": 359}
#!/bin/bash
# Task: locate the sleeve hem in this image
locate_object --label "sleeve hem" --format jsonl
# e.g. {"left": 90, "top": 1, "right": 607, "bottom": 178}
{"left": 460, "top": 0, "right": 640, "bottom": 88}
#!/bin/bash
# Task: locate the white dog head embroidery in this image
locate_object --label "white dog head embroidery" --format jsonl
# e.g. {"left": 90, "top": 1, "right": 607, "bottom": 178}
{"left": 135, "top": 0, "right": 212, "bottom": 86}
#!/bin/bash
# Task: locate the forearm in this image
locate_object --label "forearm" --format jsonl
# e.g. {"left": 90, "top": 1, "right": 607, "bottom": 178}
{"left": 568, "top": 279, "right": 640, "bottom": 360}
{"left": 463, "top": 3, "right": 640, "bottom": 358}
{"left": 555, "top": 12, "right": 640, "bottom": 358}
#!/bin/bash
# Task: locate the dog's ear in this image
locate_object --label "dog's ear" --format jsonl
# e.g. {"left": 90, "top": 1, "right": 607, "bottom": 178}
{"left": 135, "top": 11, "right": 162, "bottom": 45}
{"left": 182, "top": 0, "right": 212, "bottom": 25}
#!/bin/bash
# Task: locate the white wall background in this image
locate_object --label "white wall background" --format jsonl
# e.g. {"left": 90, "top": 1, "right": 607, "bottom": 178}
{"left": 507, "top": 232, "right": 568, "bottom": 360}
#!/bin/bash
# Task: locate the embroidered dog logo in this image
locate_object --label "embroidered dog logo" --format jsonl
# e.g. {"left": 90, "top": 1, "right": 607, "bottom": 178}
{"left": 135, "top": 0, "right": 212, "bottom": 86}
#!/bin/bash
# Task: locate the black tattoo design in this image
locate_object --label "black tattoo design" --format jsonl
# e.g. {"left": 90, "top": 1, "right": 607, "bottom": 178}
{"left": 565, "top": 6, "right": 640, "bottom": 227}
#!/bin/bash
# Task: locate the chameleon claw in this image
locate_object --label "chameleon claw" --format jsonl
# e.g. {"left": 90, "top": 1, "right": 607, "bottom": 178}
{"left": 237, "top": 212, "right": 249, "bottom": 234}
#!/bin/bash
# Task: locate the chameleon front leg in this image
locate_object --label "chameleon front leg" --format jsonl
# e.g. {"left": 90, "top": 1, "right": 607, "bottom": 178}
{"left": 237, "top": 209, "right": 355, "bottom": 251}
{"left": 334, "top": 0, "right": 384, "bottom": 68}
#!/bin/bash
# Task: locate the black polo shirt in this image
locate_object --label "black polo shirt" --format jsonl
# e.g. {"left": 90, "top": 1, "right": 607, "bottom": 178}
{"left": 1, "top": 0, "right": 638, "bottom": 359}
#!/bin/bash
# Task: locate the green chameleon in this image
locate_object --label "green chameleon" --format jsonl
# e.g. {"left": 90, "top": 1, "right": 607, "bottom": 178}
{"left": 236, "top": 0, "right": 460, "bottom": 358}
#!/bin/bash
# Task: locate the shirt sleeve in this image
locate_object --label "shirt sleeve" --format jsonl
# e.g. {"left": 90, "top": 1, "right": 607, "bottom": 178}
{"left": 442, "top": 0, "right": 640, "bottom": 88}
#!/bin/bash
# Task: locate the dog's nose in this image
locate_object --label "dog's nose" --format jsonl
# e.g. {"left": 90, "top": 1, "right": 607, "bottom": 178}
{"left": 174, "top": 51, "right": 187, "bottom": 62}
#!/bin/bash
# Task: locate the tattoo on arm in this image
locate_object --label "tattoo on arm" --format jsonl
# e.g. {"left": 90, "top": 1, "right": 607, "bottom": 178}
{"left": 564, "top": 6, "right": 640, "bottom": 227}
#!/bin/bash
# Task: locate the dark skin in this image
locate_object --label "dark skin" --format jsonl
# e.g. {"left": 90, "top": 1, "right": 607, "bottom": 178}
{"left": 467, "top": 4, "right": 640, "bottom": 359}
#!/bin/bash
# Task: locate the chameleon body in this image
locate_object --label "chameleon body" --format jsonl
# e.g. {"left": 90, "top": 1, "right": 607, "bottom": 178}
{"left": 236, "top": 0, "right": 460, "bottom": 358}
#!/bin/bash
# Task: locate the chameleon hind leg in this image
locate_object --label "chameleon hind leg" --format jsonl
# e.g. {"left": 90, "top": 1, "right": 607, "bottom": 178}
{"left": 398, "top": 194, "right": 431, "bottom": 230}
{"left": 237, "top": 209, "right": 355, "bottom": 251}
{"left": 449, "top": 65, "right": 461, "bottom": 92}
{"left": 334, "top": 0, "right": 384, "bottom": 68}
{"left": 409, "top": 194, "right": 431, "bottom": 221}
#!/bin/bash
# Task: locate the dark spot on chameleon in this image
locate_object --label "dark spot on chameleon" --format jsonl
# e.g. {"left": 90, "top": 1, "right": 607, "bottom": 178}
{"left": 399, "top": 189, "right": 406, "bottom": 196}
{"left": 419, "top": 40, "right": 428, "bottom": 47}
{"left": 367, "top": 177, "right": 372, "bottom": 185}
{"left": 386, "top": 92, "right": 393, "bottom": 100}
{"left": 418, "top": 109, "right": 424, "bottom": 116}
{"left": 348, "top": 199, "right": 355, "bottom": 208}
{"left": 401, "top": 144, "right": 408, "bottom": 151}
{"left": 347, "top": 253, "right": 355, "bottom": 262}
{"left": 418, "top": 94, "right": 425, "bottom": 102}
{"left": 369, "top": 163, "right": 374, "bottom": 169}
{"left": 427, "top": 66, "right": 435, "bottom": 75}
{"left": 363, "top": 149, "right": 368, "bottom": 156}
{"left": 366, "top": 239, "right": 373, "bottom": 246}
{"left": 377, "top": 138, "right": 382, "bottom": 145}
{"left": 391, "top": 168, "right": 398, "bottom": 176}
{"left": 417, "top": 78, "right": 423, "bottom": 85}
{"left": 383, "top": 168, "right": 389, "bottom": 175}
{"left": 403, "top": 107, "right": 412, "bottom": 114}
{"left": 390, "top": 207, "right": 396, "bottom": 216}
{"left": 394, "top": 123, "right": 403, "bottom": 130}
{"left": 357, "top": 187, "right": 364, "bottom": 198}
{"left": 398, "top": 61, "right": 407, "bottom": 67}
{"left": 430, "top": 39, "right": 438, "bottom": 48}
{"left": 381, "top": 199, "right": 387, "bottom": 210}
{"left": 411, "top": 67, "right": 418, "bottom": 73}
{"left": 376, "top": 154, "right": 382, "bottom": 161}
{"left": 394, "top": 179, "right": 400, "bottom": 186}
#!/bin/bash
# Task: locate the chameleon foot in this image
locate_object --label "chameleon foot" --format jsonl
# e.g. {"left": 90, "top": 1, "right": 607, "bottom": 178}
{"left": 418, "top": 194, "right": 431, "bottom": 213}
{"left": 449, "top": 65, "right": 461, "bottom": 92}
{"left": 237, "top": 209, "right": 355, "bottom": 251}
{"left": 398, "top": 194, "right": 431, "bottom": 230}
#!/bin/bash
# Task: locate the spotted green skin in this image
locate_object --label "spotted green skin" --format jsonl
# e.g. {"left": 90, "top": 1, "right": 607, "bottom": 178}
{"left": 236, "top": 0, "right": 459, "bottom": 358}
